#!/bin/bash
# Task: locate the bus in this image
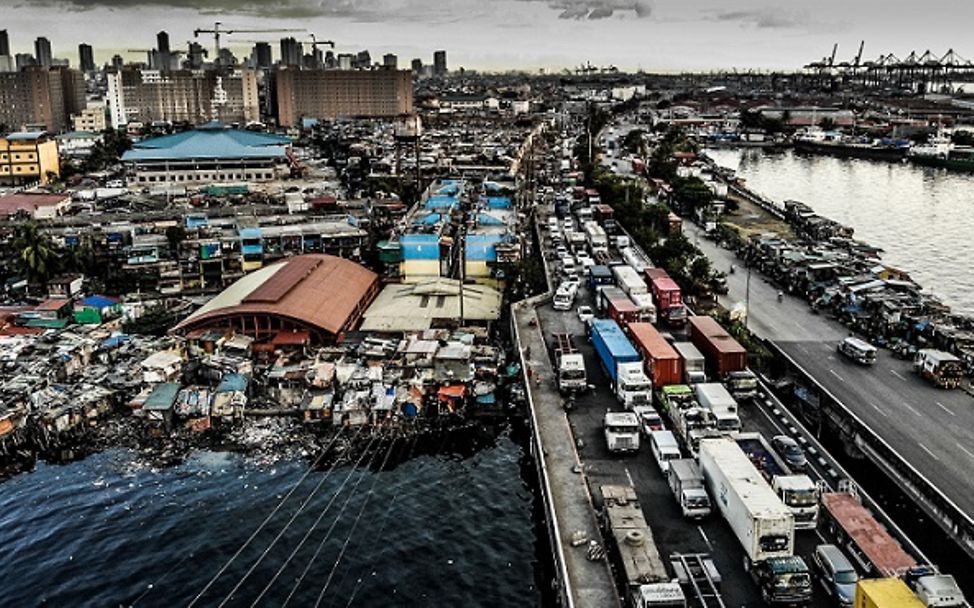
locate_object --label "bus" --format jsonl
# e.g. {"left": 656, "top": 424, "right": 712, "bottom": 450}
{"left": 837, "top": 337, "right": 877, "bottom": 365}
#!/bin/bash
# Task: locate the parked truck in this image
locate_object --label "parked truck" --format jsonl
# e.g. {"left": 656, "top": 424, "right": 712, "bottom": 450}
{"left": 599, "top": 484, "right": 687, "bottom": 608}
{"left": 914, "top": 349, "right": 965, "bottom": 389}
{"left": 629, "top": 323, "right": 682, "bottom": 388}
{"left": 584, "top": 220, "right": 609, "bottom": 255}
{"left": 591, "top": 319, "right": 653, "bottom": 407}
{"left": 855, "top": 579, "right": 925, "bottom": 608}
{"left": 604, "top": 412, "right": 641, "bottom": 453}
{"left": 645, "top": 268, "right": 687, "bottom": 328}
{"left": 667, "top": 458, "right": 712, "bottom": 519}
{"left": 694, "top": 383, "right": 741, "bottom": 434}
{"left": 672, "top": 342, "right": 706, "bottom": 384}
{"left": 613, "top": 264, "right": 649, "bottom": 297}
{"left": 698, "top": 437, "right": 813, "bottom": 605}
{"left": 628, "top": 292, "right": 658, "bottom": 324}
{"left": 687, "top": 315, "right": 758, "bottom": 399}
{"left": 553, "top": 333, "right": 587, "bottom": 394}
{"left": 602, "top": 287, "right": 643, "bottom": 326}
{"left": 657, "top": 384, "right": 720, "bottom": 456}
{"left": 734, "top": 432, "right": 820, "bottom": 529}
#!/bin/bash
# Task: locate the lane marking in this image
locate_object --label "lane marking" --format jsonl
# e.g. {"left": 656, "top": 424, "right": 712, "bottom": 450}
{"left": 917, "top": 442, "right": 941, "bottom": 461}
{"left": 890, "top": 369, "right": 907, "bottom": 381}
{"left": 624, "top": 466, "right": 634, "bottom": 487}
{"left": 828, "top": 369, "right": 845, "bottom": 383}
{"left": 697, "top": 526, "right": 713, "bottom": 550}
{"left": 901, "top": 401, "right": 922, "bottom": 418}
{"left": 956, "top": 443, "right": 974, "bottom": 460}
{"left": 868, "top": 402, "right": 889, "bottom": 418}
{"left": 936, "top": 401, "right": 956, "bottom": 417}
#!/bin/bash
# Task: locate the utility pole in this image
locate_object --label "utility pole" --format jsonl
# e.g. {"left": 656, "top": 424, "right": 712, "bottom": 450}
{"left": 744, "top": 259, "right": 752, "bottom": 331}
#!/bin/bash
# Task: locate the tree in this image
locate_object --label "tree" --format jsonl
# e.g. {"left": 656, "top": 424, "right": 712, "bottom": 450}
{"left": 13, "top": 223, "right": 60, "bottom": 287}
{"left": 688, "top": 256, "right": 713, "bottom": 295}
{"left": 622, "top": 129, "right": 647, "bottom": 156}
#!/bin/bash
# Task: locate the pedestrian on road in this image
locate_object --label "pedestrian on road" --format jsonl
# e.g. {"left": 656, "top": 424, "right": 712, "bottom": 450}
{"left": 534, "top": 373, "right": 541, "bottom": 387}
{"left": 527, "top": 365, "right": 534, "bottom": 381}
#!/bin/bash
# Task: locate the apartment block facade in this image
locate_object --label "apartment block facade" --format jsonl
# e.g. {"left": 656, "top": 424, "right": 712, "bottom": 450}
{"left": 274, "top": 68, "right": 413, "bottom": 126}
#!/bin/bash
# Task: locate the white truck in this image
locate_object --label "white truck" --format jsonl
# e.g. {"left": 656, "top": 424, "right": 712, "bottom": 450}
{"left": 698, "top": 438, "right": 812, "bottom": 605}
{"left": 553, "top": 283, "right": 576, "bottom": 311}
{"left": 667, "top": 458, "right": 712, "bottom": 519}
{"left": 694, "top": 383, "right": 740, "bottom": 435}
{"left": 673, "top": 342, "right": 707, "bottom": 384}
{"left": 553, "top": 333, "right": 587, "bottom": 394}
{"left": 604, "top": 412, "right": 641, "bottom": 453}
{"left": 734, "top": 432, "right": 820, "bottom": 530}
{"left": 612, "top": 264, "right": 648, "bottom": 297}
{"left": 583, "top": 220, "right": 609, "bottom": 255}
{"left": 628, "top": 292, "right": 658, "bottom": 324}
{"left": 600, "top": 484, "right": 687, "bottom": 608}
{"left": 617, "top": 362, "right": 654, "bottom": 409}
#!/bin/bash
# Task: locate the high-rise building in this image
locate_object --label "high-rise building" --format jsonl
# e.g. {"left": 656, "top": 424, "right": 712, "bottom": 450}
{"left": 355, "top": 50, "right": 371, "bottom": 69}
{"left": 433, "top": 50, "right": 447, "bottom": 76}
{"left": 111, "top": 55, "right": 124, "bottom": 70}
{"left": 411, "top": 58, "right": 423, "bottom": 74}
{"left": 337, "top": 54, "right": 353, "bottom": 70}
{"left": 15, "top": 54, "right": 36, "bottom": 71}
{"left": 280, "top": 37, "right": 301, "bottom": 67}
{"left": 0, "top": 67, "right": 75, "bottom": 131}
{"left": 34, "top": 37, "right": 53, "bottom": 68}
{"left": 0, "top": 30, "right": 10, "bottom": 57}
{"left": 157, "top": 31, "right": 171, "bottom": 55}
{"left": 79, "top": 44, "right": 95, "bottom": 72}
{"left": 187, "top": 42, "right": 207, "bottom": 69}
{"left": 107, "top": 68, "right": 260, "bottom": 128}
{"left": 324, "top": 51, "right": 336, "bottom": 69}
{"left": 253, "top": 42, "right": 272, "bottom": 69}
{"left": 274, "top": 68, "right": 413, "bottom": 125}
{"left": 157, "top": 31, "right": 172, "bottom": 71}
{"left": 383, "top": 54, "right": 398, "bottom": 70}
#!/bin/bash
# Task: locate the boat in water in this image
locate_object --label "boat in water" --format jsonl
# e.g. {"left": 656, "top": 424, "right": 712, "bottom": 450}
{"left": 908, "top": 130, "right": 974, "bottom": 172}
{"left": 793, "top": 127, "right": 911, "bottom": 162}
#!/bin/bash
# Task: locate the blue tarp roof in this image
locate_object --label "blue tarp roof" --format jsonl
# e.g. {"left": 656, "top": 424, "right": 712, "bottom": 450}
{"left": 477, "top": 213, "right": 505, "bottom": 226}
{"left": 425, "top": 195, "right": 457, "bottom": 209}
{"left": 122, "top": 123, "right": 290, "bottom": 162}
{"left": 401, "top": 233, "right": 440, "bottom": 260}
{"left": 217, "top": 373, "right": 249, "bottom": 393}
{"left": 465, "top": 234, "right": 507, "bottom": 261}
{"left": 80, "top": 295, "right": 119, "bottom": 309}
{"left": 414, "top": 213, "right": 443, "bottom": 225}
{"left": 101, "top": 334, "right": 130, "bottom": 349}
{"left": 483, "top": 196, "right": 512, "bottom": 209}
{"left": 239, "top": 227, "right": 262, "bottom": 239}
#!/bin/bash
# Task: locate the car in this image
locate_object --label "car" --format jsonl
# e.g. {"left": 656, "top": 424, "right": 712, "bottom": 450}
{"left": 555, "top": 245, "right": 568, "bottom": 259}
{"left": 810, "top": 544, "right": 858, "bottom": 606}
{"left": 772, "top": 435, "right": 808, "bottom": 471}
{"left": 577, "top": 305, "right": 594, "bottom": 323}
{"left": 632, "top": 405, "right": 664, "bottom": 435}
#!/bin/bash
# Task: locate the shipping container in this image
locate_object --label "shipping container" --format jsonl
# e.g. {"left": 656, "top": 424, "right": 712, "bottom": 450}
{"left": 855, "top": 579, "right": 925, "bottom": 608}
{"left": 628, "top": 323, "right": 682, "bottom": 388}
{"left": 687, "top": 315, "right": 748, "bottom": 378}
{"left": 591, "top": 319, "right": 641, "bottom": 383}
{"left": 613, "top": 264, "right": 649, "bottom": 297}
{"left": 601, "top": 287, "right": 642, "bottom": 326}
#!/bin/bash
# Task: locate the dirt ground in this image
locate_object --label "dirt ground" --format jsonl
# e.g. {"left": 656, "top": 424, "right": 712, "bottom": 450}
{"left": 721, "top": 193, "right": 795, "bottom": 241}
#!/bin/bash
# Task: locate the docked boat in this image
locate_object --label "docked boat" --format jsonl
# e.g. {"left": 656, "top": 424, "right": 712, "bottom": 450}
{"left": 908, "top": 131, "right": 974, "bottom": 172}
{"left": 793, "top": 128, "right": 911, "bottom": 162}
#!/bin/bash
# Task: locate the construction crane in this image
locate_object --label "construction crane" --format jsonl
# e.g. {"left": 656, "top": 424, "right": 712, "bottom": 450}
{"left": 233, "top": 34, "right": 334, "bottom": 51}
{"left": 854, "top": 40, "right": 865, "bottom": 67}
{"left": 193, "top": 21, "right": 304, "bottom": 55}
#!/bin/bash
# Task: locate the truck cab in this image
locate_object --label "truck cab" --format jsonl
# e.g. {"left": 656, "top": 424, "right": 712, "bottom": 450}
{"left": 772, "top": 475, "right": 820, "bottom": 529}
{"left": 557, "top": 353, "right": 587, "bottom": 393}
{"left": 617, "top": 361, "right": 653, "bottom": 408}
{"left": 553, "top": 284, "right": 576, "bottom": 311}
{"left": 636, "top": 583, "right": 687, "bottom": 608}
{"left": 667, "top": 458, "right": 712, "bottom": 519}
{"left": 752, "top": 556, "right": 813, "bottom": 605}
{"left": 604, "top": 412, "right": 640, "bottom": 453}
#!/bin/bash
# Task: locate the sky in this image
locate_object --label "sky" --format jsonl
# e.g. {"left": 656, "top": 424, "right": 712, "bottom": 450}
{"left": 4, "top": 0, "right": 973, "bottom": 72}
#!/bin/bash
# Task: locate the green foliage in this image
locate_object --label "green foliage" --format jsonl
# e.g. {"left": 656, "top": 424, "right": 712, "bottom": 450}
{"left": 622, "top": 129, "right": 647, "bottom": 156}
{"left": 672, "top": 176, "right": 715, "bottom": 214}
{"left": 12, "top": 223, "right": 60, "bottom": 287}
{"left": 83, "top": 129, "right": 133, "bottom": 173}
{"left": 122, "top": 305, "right": 181, "bottom": 337}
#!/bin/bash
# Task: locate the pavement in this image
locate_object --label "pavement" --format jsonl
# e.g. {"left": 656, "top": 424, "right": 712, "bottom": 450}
{"left": 686, "top": 221, "right": 974, "bottom": 520}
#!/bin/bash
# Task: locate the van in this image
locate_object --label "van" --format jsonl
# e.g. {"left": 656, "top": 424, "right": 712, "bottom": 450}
{"left": 810, "top": 544, "right": 857, "bottom": 606}
{"left": 561, "top": 257, "right": 576, "bottom": 276}
{"left": 649, "top": 430, "right": 681, "bottom": 473}
{"left": 553, "top": 284, "right": 575, "bottom": 311}
{"left": 837, "top": 337, "right": 877, "bottom": 365}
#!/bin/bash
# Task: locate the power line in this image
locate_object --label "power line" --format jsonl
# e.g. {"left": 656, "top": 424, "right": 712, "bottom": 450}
{"left": 279, "top": 431, "right": 402, "bottom": 607}
{"left": 186, "top": 425, "right": 349, "bottom": 607}
{"left": 214, "top": 425, "right": 371, "bottom": 607}
{"left": 242, "top": 427, "right": 388, "bottom": 607}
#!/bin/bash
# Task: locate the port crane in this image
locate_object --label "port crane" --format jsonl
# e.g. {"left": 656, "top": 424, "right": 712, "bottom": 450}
{"left": 193, "top": 21, "right": 304, "bottom": 55}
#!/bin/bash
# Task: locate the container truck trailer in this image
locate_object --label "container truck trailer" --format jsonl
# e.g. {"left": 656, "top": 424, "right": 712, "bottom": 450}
{"left": 645, "top": 268, "right": 687, "bottom": 328}
{"left": 591, "top": 319, "right": 653, "bottom": 407}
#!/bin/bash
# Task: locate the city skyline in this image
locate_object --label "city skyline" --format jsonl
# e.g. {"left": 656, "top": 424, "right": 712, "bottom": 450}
{"left": 5, "top": 0, "right": 973, "bottom": 72}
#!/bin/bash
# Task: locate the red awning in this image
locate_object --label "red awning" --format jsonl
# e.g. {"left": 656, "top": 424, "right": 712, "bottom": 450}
{"left": 437, "top": 385, "right": 466, "bottom": 400}
{"left": 272, "top": 330, "right": 311, "bottom": 346}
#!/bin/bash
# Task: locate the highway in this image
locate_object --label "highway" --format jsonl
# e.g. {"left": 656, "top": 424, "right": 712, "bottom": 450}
{"left": 686, "top": 221, "right": 974, "bottom": 520}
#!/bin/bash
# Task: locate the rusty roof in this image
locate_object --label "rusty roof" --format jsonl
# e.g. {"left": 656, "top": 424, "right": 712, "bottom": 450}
{"left": 176, "top": 254, "right": 378, "bottom": 336}
{"left": 821, "top": 492, "right": 917, "bottom": 576}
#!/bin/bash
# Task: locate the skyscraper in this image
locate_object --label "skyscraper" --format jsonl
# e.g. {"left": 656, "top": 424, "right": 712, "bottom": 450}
{"left": 187, "top": 42, "right": 206, "bottom": 69}
{"left": 253, "top": 42, "right": 272, "bottom": 69}
{"left": 35, "top": 37, "right": 53, "bottom": 68}
{"left": 79, "top": 44, "right": 95, "bottom": 72}
{"left": 411, "top": 58, "right": 423, "bottom": 74}
{"left": 433, "top": 50, "right": 447, "bottom": 76}
{"left": 157, "top": 31, "right": 170, "bottom": 55}
{"left": 0, "top": 30, "right": 10, "bottom": 57}
{"left": 157, "top": 31, "right": 171, "bottom": 70}
{"left": 280, "top": 37, "right": 301, "bottom": 67}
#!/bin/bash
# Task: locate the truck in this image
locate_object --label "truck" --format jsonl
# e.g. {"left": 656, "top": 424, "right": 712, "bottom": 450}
{"left": 734, "top": 432, "right": 820, "bottom": 529}
{"left": 698, "top": 438, "right": 813, "bottom": 605}
{"left": 914, "top": 349, "right": 965, "bottom": 389}
{"left": 584, "top": 220, "right": 609, "bottom": 254}
{"left": 628, "top": 323, "right": 682, "bottom": 388}
{"left": 855, "top": 579, "right": 925, "bottom": 608}
{"left": 553, "top": 333, "right": 587, "bottom": 394}
{"left": 904, "top": 567, "right": 968, "bottom": 608}
{"left": 657, "top": 384, "right": 720, "bottom": 456}
{"left": 592, "top": 203, "right": 617, "bottom": 233}
{"left": 672, "top": 342, "right": 706, "bottom": 384}
{"left": 552, "top": 283, "right": 576, "bottom": 311}
{"left": 687, "top": 315, "right": 758, "bottom": 399}
{"left": 599, "top": 484, "right": 686, "bottom": 608}
{"left": 602, "top": 287, "right": 642, "bottom": 326}
{"left": 589, "top": 265, "right": 615, "bottom": 291}
{"left": 622, "top": 247, "right": 651, "bottom": 272}
{"left": 645, "top": 268, "right": 687, "bottom": 328}
{"left": 613, "top": 264, "right": 649, "bottom": 297}
{"left": 604, "top": 412, "right": 641, "bottom": 453}
{"left": 821, "top": 487, "right": 917, "bottom": 578}
{"left": 628, "top": 292, "right": 658, "bottom": 324}
{"left": 591, "top": 319, "right": 653, "bottom": 407}
{"left": 667, "top": 458, "right": 712, "bottom": 519}
{"left": 694, "top": 383, "right": 741, "bottom": 434}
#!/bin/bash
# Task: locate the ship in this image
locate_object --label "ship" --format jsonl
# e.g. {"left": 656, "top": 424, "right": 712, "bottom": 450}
{"left": 908, "top": 130, "right": 974, "bottom": 172}
{"left": 793, "top": 128, "right": 911, "bottom": 162}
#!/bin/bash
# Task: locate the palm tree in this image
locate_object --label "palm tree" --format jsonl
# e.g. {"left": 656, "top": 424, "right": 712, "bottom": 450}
{"left": 12, "top": 223, "right": 58, "bottom": 288}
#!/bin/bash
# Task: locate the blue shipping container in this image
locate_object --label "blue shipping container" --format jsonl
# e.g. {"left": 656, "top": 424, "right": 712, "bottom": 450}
{"left": 590, "top": 319, "right": 640, "bottom": 382}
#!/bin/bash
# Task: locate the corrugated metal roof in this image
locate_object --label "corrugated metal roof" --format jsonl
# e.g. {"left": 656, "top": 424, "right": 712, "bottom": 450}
{"left": 122, "top": 125, "right": 290, "bottom": 162}
{"left": 144, "top": 383, "right": 181, "bottom": 411}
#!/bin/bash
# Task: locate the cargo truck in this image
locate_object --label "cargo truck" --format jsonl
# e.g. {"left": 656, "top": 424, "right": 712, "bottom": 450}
{"left": 584, "top": 220, "right": 609, "bottom": 255}
{"left": 687, "top": 316, "right": 758, "bottom": 399}
{"left": 604, "top": 411, "right": 641, "bottom": 453}
{"left": 672, "top": 342, "right": 707, "bottom": 384}
{"left": 904, "top": 566, "right": 968, "bottom": 608}
{"left": 553, "top": 333, "right": 587, "bottom": 394}
{"left": 589, "top": 265, "right": 615, "bottom": 291}
{"left": 914, "top": 349, "right": 965, "bottom": 389}
{"left": 855, "top": 579, "right": 925, "bottom": 608}
{"left": 603, "top": 287, "right": 643, "bottom": 326}
{"left": 667, "top": 458, "right": 712, "bottom": 519}
{"left": 599, "top": 484, "right": 687, "bottom": 608}
{"left": 698, "top": 438, "right": 813, "bottom": 605}
{"left": 645, "top": 268, "right": 687, "bottom": 328}
{"left": 657, "top": 384, "right": 720, "bottom": 456}
{"left": 629, "top": 323, "right": 682, "bottom": 388}
{"left": 734, "top": 432, "right": 820, "bottom": 529}
{"left": 694, "top": 383, "right": 741, "bottom": 434}
{"left": 628, "top": 292, "right": 658, "bottom": 324}
{"left": 591, "top": 319, "right": 653, "bottom": 407}
{"left": 613, "top": 264, "right": 649, "bottom": 297}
